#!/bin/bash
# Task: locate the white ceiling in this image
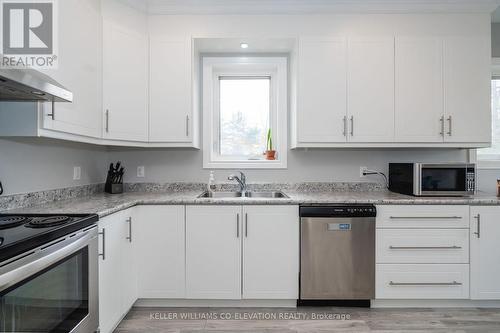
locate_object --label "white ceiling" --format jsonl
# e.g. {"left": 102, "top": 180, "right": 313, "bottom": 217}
{"left": 120, "top": 0, "right": 500, "bottom": 15}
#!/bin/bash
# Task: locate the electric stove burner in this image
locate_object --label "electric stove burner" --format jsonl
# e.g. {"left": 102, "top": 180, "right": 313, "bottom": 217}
{"left": 0, "top": 216, "right": 28, "bottom": 229}
{"left": 25, "top": 216, "right": 71, "bottom": 228}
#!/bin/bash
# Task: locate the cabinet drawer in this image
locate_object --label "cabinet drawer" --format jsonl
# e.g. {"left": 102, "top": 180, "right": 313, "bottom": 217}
{"left": 376, "top": 264, "right": 469, "bottom": 299}
{"left": 376, "top": 229, "right": 469, "bottom": 264}
{"left": 376, "top": 205, "right": 469, "bottom": 228}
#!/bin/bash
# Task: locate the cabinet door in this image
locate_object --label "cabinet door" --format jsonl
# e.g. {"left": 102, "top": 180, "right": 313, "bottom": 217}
{"left": 347, "top": 37, "right": 395, "bottom": 142}
{"left": 395, "top": 37, "right": 444, "bottom": 142}
{"left": 242, "top": 206, "right": 299, "bottom": 299}
{"left": 150, "top": 38, "right": 193, "bottom": 143}
{"left": 470, "top": 206, "right": 500, "bottom": 300}
{"left": 98, "top": 212, "right": 125, "bottom": 333}
{"left": 297, "top": 38, "right": 347, "bottom": 143}
{"left": 120, "top": 210, "right": 137, "bottom": 312}
{"left": 444, "top": 37, "right": 491, "bottom": 143}
{"left": 41, "top": 0, "right": 102, "bottom": 138}
{"left": 186, "top": 206, "right": 242, "bottom": 299}
{"left": 134, "top": 206, "right": 186, "bottom": 298}
{"left": 103, "top": 20, "right": 148, "bottom": 141}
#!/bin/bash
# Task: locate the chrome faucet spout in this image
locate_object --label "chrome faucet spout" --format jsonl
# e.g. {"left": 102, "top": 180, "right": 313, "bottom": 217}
{"left": 228, "top": 171, "right": 247, "bottom": 193}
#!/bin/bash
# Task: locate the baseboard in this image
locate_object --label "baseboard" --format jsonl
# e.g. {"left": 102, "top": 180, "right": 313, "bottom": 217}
{"left": 372, "top": 299, "right": 500, "bottom": 308}
{"left": 134, "top": 299, "right": 297, "bottom": 308}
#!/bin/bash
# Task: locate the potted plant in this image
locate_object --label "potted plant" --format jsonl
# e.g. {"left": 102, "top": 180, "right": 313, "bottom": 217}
{"left": 265, "top": 128, "right": 276, "bottom": 160}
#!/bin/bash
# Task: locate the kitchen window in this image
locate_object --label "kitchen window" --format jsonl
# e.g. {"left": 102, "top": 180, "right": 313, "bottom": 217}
{"left": 202, "top": 57, "right": 287, "bottom": 169}
{"left": 476, "top": 59, "right": 500, "bottom": 168}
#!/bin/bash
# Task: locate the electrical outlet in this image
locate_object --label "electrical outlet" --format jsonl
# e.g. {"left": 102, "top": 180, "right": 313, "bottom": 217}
{"left": 73, "top": 166, "right": 81, "bottom": 180}
{"left": 360, "top": 166, "right": 368, "bottom": 178}
{"left": 137, "top": 166, "right": 145, "bottom": 178}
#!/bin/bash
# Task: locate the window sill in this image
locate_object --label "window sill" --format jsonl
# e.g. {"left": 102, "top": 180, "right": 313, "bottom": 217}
{"left": 203, "top": 159, "right": 287, "bottom": 169}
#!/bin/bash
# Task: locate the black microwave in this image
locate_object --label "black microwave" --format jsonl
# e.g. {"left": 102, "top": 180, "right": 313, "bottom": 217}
{"left": 389, "top": 163, "right": 476, "bottom": 197}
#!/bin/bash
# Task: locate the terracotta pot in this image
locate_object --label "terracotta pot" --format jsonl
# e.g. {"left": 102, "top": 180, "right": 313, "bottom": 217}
{"left": 265, "top": 150, "right": 276, "bottom": 160}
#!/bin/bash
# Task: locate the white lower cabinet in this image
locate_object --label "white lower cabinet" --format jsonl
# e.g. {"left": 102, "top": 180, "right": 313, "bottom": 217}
{"left": 186, "top": 205, "right": 242, "bottom": 299}
{"left": 375, "top": 205, "right": 470, "bottom": 300}
{"left": 242, "top": 206, "right": 299, "bottom": 299}
{"left": 185, "top": 205, "right": 299, "bottom": 299}
{"left": 134, "top": 205, "right": 186, "bottom": 298}
{"left": 470, "top": 206, "right": 500, "bottom": 300}
{"left": 376, "top": 264, "right": 470, "bottom": 299}
{"left": 98, "top": 208, "right": 136, "bottom": 333}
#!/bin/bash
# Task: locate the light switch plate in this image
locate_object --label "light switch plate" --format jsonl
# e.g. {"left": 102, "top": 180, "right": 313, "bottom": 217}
{"left": 73, "top": 166, "right": 81, "bottom": 180}
{"left": 137, "top": 166, "right": 145, "bottom": 178}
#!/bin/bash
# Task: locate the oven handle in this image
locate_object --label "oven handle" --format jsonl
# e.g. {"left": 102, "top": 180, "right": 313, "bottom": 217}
{"left": 0, "top": 226, "right": 97, "bottom": 292}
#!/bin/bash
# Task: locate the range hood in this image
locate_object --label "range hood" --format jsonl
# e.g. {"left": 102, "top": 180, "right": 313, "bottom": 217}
{"left": 0, "top": 68, "right": 73, "bottom": 102}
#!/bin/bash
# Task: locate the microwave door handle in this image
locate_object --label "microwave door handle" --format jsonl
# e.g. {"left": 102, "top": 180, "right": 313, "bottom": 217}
{"left": 0, "top": 228, "right": 96, "bottom": 292}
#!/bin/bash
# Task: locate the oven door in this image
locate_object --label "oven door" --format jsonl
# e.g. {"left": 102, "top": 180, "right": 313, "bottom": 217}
{"left": 0, "top": 226, "right": 98, "bottom": 333}
{"left": 417, "top": 163, "right": 474, "bottom": 196}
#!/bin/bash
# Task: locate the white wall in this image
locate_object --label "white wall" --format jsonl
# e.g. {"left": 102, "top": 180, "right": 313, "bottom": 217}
{"left": 108, "top": 147, "right": 468, "bottom": 185}
{"left": 0, "top": 138, "right": 108, "bottom": 196}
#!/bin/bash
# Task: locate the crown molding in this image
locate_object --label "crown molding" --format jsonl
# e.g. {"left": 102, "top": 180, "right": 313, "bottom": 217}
{"left": 119, "top": 0, "right": 500, "bottom": 15}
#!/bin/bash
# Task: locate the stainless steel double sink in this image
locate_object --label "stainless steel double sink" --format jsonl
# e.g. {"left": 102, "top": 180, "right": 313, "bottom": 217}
{"left": 197, "top": 191, "right": 289, "bottom": 199}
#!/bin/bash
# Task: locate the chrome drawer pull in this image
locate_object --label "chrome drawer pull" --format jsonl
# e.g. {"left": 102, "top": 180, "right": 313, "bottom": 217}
{"left": 474, "top": 214, "right": 481, "bottom": 238}
{"left": 389, "top": 281, "right": 462, "bottom": 286}
{"left": 389, "top": 216, "right": 462, "bottom": 219}
{"left": 126, "top": 217, "right": 132, "bottom": 243}
{"left": 389, "top": 246, "right": 462, "bottom": 250}
{"left": 98, "top": 228, "right": 106, "bottom": 260}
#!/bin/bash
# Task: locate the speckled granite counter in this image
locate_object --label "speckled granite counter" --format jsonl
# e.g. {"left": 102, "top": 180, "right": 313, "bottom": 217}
{"left": 3, "top": 187, "right": 500, "bottom": 218}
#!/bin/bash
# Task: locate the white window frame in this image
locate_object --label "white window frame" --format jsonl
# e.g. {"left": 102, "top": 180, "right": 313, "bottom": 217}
{"left": 474, "top": 58, "right": 500, "bottom": 169}
{"left": 202, "top": 56, "right": 288, "bottom": 169}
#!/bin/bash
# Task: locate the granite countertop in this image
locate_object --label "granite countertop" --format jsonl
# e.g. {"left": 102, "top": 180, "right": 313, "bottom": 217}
{"left": 4, "top": 188, "right": 500, "bottom": 218}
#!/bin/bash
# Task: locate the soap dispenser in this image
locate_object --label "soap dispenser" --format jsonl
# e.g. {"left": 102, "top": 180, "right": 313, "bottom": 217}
{"left": 208, "top": 171, "right": 216, "bottom": 193}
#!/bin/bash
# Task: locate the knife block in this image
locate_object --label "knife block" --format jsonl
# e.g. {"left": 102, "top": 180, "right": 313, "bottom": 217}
{"left": 105, "top": 183, "right": 123, "bottom": 194}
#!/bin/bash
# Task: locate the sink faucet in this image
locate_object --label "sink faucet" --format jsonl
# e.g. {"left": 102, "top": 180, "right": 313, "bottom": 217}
{"left": 228, "top": 171, "right": 247, "bottom": 194}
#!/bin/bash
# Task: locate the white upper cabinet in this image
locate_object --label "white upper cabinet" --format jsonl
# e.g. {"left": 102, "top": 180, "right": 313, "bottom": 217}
{"left": 470, "top": 206, "right": 500, "bottom": 300}
{"left": 443, "top": 36, "right": 491, "bottom": 144}
{"left": 347, "top": 37, "right": 395, "bottom": 143}
{"left": 297, "top": 37, "right": 347, "bottom": 143}
{"left": 395, "top": 37, "right": 444, "bottom": 142}
{"left": 149, "top": 38, "right": 194, "bottom": 144}
{"left": 103, "top": 20, "right": 148, "bottom": 142}
{"left": 41, "top": 0, "right": 102, "bottom": 138}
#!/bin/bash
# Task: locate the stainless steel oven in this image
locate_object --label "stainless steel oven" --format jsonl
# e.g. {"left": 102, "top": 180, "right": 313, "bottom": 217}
{"left": 0, "top": 226, "right": 98, "bottom": 333}
{"left": 389, "top": 163, "right": 476, "bottom": 197}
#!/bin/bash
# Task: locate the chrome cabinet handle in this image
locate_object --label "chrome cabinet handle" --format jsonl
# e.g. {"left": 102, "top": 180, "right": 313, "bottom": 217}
{"left": 46, "top": 101, "right": 55, "bottom": 120}
{"left": 186, "top": 115, "right": 190, "bottom": 137}
{"left": 245, "top": 213, "right": 248, "bottom": 238}
{"left": 105, "top": 109, "right": 109, "bottom": 133}
{"left": 439, "top": 116, "right": 444, "bottom": 136}
{"left": 389, "top": 216, "right": 462, "bottom": 219}
{"left": 390, "top": 281, "right": 462, "bottom": 286}
{"left": 474, "top": 214, "right": 480, "bottom": 238}
{"left": 350, "top": 116, "right": 354, "bottom": 136}
{"left": 99, "top": 228, "right": 106, "bottom": 260}
{"left": 447, "top": 116, "right": 452, "bottom": 136}
{"left": 342, "top": 116, "right": 347, "bottom": 136}
{"left": 126, "top": 217, "right": 132, "bottom": 242}
{"left": 389, "top": 246, "right": 462, "bottom": 250}
{"left": 236, "top": 213, "right": 240, "bottom": 238}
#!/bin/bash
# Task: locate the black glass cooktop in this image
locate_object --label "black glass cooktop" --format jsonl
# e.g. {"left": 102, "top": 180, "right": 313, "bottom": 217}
{"left": 0, "top": 214, "right": 98, "bottom": 263}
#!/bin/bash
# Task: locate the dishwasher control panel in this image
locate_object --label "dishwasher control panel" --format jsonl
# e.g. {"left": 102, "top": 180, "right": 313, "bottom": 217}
{"left": 300, "top": 205, "right": 376, "bottom": 218}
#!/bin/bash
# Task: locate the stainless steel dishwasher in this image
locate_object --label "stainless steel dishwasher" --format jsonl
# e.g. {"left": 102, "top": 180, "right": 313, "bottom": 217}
{"left": 300, "top": 205, "right": 376, "bottom": 301}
